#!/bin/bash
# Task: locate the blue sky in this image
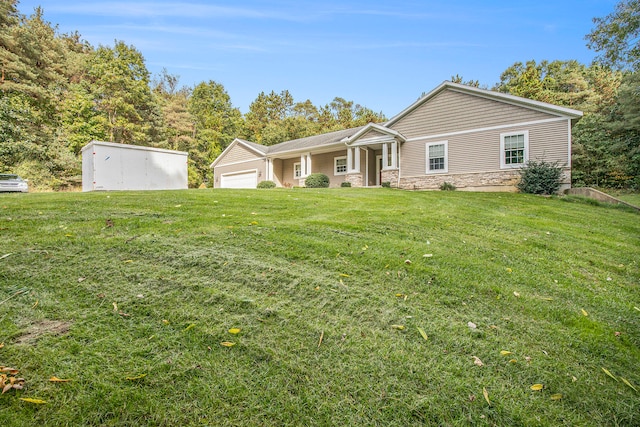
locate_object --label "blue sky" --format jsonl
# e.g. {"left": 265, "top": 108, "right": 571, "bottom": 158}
{"left": 17, "top": 0, "right": 617, "bottom": 116}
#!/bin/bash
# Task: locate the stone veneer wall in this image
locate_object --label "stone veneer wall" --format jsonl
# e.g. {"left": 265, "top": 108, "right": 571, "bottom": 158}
{"left": 398, "top": 170, "right": 522, "bottom": 191}
{"left": 381, "top": 169, "right": 399, "bottom": 188}
{"left": 345, "top": 173, "right": 363, "bottom": 187}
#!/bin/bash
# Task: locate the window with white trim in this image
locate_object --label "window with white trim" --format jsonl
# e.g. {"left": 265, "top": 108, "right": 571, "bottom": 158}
{"left": 334, "top": 156, "right": 347, "bottom": 175}
{"left": 293, "top": 162, "right": 302, "bottom": 179}
{"left": 500, "top": 131, "right": 529, "bottom": 168}
{"left": 426, "top": 141, "right": 448, "bottom": 173}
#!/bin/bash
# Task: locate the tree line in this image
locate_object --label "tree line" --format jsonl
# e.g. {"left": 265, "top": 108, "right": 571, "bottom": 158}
{"left": 1, "top": 0, "right": 638, "bottom": 190}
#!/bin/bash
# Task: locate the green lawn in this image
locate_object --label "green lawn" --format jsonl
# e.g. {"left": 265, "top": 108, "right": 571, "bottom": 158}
{"left": 1, "top": 189, "right": 638, "bottom": 426}
{"left": 608, "top": 191, "right": 640, "bottom": 208}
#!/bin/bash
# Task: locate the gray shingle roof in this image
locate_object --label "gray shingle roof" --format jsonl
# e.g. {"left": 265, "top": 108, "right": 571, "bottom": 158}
{"left": 254, "top": 126, "right": 366, "bottom": 155}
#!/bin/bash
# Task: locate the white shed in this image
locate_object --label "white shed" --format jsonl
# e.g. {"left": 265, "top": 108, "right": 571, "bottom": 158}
{"left": 81, "top": 141, "right": 188, "bottom": 191}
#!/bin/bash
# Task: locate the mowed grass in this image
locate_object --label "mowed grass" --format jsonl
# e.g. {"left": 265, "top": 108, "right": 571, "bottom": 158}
{"left": 0, "top": 188, "right": 638, "bottom": 426}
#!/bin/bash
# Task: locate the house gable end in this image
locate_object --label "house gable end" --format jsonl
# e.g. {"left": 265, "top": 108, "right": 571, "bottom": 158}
{"left": 211, "top": 138, "right": 267, "bottom": 168}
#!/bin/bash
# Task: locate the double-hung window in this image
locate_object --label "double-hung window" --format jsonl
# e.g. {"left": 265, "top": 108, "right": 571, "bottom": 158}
{"left": 334, "top": 156, "right": 347, "bottom": 175}
{"left": 426, "top": 141, "right": 448, "bottom": 173}
{"left": 293, "top": 162, "right": 302, "bottom": 179}
{"left": 500, "top": 131, "right": 528, "bottom": 168}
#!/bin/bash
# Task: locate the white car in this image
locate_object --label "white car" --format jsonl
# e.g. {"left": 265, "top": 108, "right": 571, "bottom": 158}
{"left": 0, "top": 174, "right": 29, "bottom": 193}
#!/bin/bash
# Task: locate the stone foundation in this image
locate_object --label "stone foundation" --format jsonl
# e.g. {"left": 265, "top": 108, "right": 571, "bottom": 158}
{"left": 345, "top": 173, "right": 363, "bottom": 187}
{"left": 398, "top": 170, "right": 525, "bottom": 191}
{"left": 381, "top": 169, "right": 399, "bottom": 187}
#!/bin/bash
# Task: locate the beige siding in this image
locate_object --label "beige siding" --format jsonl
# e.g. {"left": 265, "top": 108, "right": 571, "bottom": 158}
{"left": 272, "top": 159, "right": 283, "bottom": 186}
{"left": 358, "top": 129, "right": 387, "bottom": 140}
{"left": 392, "top": 89, "right": 556, "bottom": 139}
{"left": 281, "top": 158, "right": 300, "bottom": 187}
{"left": 400, "top": 119, "right": 570, "bottom": 177}
{"left": 214, "top": 159, "right": 265, "bottom": 188}
{"left": 278, "top": 151, "right": 350, "bottom": 187}
{"left": 217, "top": 142, "right": 263, "bottom": 165}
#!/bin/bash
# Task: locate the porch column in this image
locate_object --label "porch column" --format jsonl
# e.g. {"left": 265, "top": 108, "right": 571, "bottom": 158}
{"left": 347, "top": 148, "right": 353, "bottom": 173}
{"left": 267, "top": 158, "right": 274, "bottom": 181}
{"left": 390, "top": 141, "right": 398, "bottom": 169}
{"left": 305, "top": 153, "right": 312, "bottom": 176}
{"left": 354, "top": 147, "right": 361, "bottom": 172}
{"left": 382, "top": 143, "right": 389, "bottom": 169}
{"left": 300, "top": 154, "right": 307, "bottom": 177}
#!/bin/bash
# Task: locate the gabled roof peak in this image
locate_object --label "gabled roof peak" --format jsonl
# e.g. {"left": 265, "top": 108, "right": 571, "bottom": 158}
{"left": 386, "top": 81, "right": 583, "bottom": 127}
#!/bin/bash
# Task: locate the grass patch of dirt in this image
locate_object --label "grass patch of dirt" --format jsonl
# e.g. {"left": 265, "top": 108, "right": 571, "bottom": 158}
{"left": 14, "top": 320, "right": 71, "bottom": 345}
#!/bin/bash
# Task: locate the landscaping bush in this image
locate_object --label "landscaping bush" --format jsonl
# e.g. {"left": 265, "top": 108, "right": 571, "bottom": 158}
{"left": 517, "top": 160, "right": 564, "bottom": 195}
{"left": 381, "top": 181, "right": 391, "bottom": 188}
{"left": 439, "top": 181, "right": 456, "bottom": 191}
{"left": 305, "top": 173, "right": 329, "bottom": 188}
{"left": 341, "top": 181, "right": 351, "bottom": 187}
{"left": 257, "top": 180, "right": 276, "bottom": 189}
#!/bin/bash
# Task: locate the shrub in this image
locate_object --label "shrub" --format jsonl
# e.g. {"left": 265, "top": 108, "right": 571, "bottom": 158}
{"left": 341, "top": 181, "right": 351, "bottom": 187}
{"left": 305, "top": 173, "right": 329, "bottom": 188}
{"left": 381, "top": 181, "right": 391, "bottom": 188}
{"left": 517, "top": 160, "right": 564, "bottom": 195}
{"left": 257, "top": 180, "right": 276, "bottom": 189}
{"left": 439, "top": 181, "right": 456, "bottom": 191}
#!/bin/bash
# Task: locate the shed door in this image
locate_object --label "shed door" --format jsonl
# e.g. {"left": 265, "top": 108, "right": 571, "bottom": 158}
{"left": 220, "top": 171, "right": 257, "bottom": 189}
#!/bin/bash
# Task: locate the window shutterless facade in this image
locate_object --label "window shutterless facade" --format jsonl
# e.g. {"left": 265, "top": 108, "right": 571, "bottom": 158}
{"left": 426, "top": 141, "right": 448, "bottom": 173}
{"left": 500, "top": 131, "right": 528, "bottom": 169}
{"left": 293, "top": 162, "right": 301, "bottom": 179}
{"left": 334, "top": 156, "right": 347, "bottom": 175}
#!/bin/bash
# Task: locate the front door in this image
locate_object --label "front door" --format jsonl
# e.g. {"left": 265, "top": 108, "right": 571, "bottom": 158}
{"left": 376, "top": 155, "right": 382, "bottom": 186}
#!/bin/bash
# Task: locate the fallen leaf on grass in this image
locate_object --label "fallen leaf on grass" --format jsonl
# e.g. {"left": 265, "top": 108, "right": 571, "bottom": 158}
{"left": 31, "top": 300, "right": 38, "bottom": 308}
{"left": 123, "top": 260, "right": 133, "bottom": 263}
{"left": 467, "top": 322, "right": 477, "bottom": 329}
{"left": 509, "top": 359, "right": 517, "bottom": 364}
{"left": 220, "top": 341, "right": 235, "bottom": 347}
{"left": 530, "top": 384, "right": 544, "bottom": 391}
{"left": 391, "top": 325, "right": 405, "bottom": 330}
{"left": 581, "top": 309, "right": 588, "bottom": 316}
{"left": 500, "top": 350, "right": 513, "bottom": 356}
{"left": 472, "top": 356, "right": 484, "bottom": 367}
{"left": 125, "top": 374, "right": 147, "bottom": 380}
{"left": 19, "top": 398, "right": 46, "bottom": 404}
{"left": 49, "top": 376, "right": 71, "bottom": 382}
{"left": 1, "top": 367, "right": 19, "bottom": 375}
{"left": 184, "top": 323, "right": 196, "bottom": 331}
{"left": 0, "top": 343, "right": 3, "bottom": 349}
{"left": 404, "top": 259, "right": 411, "bottom": 265}
{"left": 339, "top": 273, "right": 349, "bottom": 277}
{"left": 602, "top": 368, "right": 618, "bottom": 382}
{"left": 482, "top": 387, "right": 490, "bottom": 405}
{"left": 417, "top": 327, "right": 428, "bottom": 341}
{"left": 550, "top": 393, "right": 563, "bottom": 400}
{"left": 621, "top": 377, "right": 638, "bottom": 392}
{"left": 228, "top": 328, "right": 241, "bottom": 334}
{"left": 317, "top": 331, "right": 324, "bottom": 348}
{"left": 513, "top": 291, "right": 520, "bottom": 297}
{"left": 634, "top": 306, "right": 640, "bottom": 312}
{"left": 112, "top": 302, "right": 118, "bottom": 312}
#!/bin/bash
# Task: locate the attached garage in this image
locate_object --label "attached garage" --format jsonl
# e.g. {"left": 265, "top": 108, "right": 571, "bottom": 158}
{"left": 220, "top": 170, "right": 258, "bottom": 189}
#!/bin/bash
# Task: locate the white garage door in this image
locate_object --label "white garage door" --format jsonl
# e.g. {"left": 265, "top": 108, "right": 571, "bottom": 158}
{"left": 220, "top": 171, "right": 257, "bottom": 188}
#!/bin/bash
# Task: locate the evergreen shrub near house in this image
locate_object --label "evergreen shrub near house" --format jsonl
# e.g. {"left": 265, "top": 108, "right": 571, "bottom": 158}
{"left": 517, "top": 160, "right": 564, "bottom": 195}
{"left": 257, "top": 180, "right": 276, "bottom": 189}
{"left": 341, "top": 182, "right": 351, "bottom": 187}
{"left": 381, "top": 181, "right": 391, "bottom": 188}
{"left": 305, "top": 173, "right": 329, "bottom": 188}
